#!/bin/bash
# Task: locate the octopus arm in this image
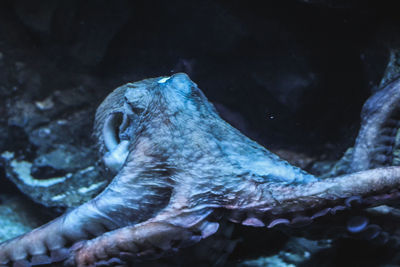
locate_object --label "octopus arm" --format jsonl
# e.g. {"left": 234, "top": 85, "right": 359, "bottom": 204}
{"left": 351, "top": 77, "right": 400, "bottom": 171}
{"left": 228, "top": 166, "right": 400, "bottom": 229}
{"left": 0, "top": 168, "right": 172, "bottom": 266}
{"left": 66, "top": 208, "right": 218, "bottom": 266}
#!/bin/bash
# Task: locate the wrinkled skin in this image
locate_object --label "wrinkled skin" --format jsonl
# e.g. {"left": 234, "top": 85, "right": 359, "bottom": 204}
{"left": 352, "top": 78, "right": 400, "bottom": 171}
{"left": 2, "top": 73, "right": 400, "bottom": 266}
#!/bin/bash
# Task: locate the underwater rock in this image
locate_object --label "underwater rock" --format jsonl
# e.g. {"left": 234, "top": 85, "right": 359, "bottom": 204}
{"left": 7, "top": 98, "right": 50, "bottom": 132}
{"left": 1, "top": 150, "right": 106, "bottom": 208}
{"left": 0, "top": 194, "right": 46, "bottom": 242}
{"left": 31, "top": 145, "right": 94, "bottom": 178}
{"left": 1, "top": 61, "right": 109, "bottom": 208}
{"left": 310, "top": 148, "right": 354, "bottom": 178}
{"left": 237, "top": 237, "right": 329, "bottom": 266}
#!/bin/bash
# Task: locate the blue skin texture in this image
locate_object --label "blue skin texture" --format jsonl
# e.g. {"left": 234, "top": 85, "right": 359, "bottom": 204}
{"left": 2, "top": 73, "right": 400, "bottom": 266}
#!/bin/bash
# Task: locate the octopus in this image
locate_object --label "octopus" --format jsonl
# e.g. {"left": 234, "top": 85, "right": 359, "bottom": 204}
{"left": 1, "top": 73, "right": 400, "bottom": 266}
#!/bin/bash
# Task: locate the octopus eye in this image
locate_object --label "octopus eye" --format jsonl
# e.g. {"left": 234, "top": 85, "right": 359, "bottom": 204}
{"left": 103, "top": 112, "right": 123, "bottom": 151}
{"left": 102, "top": 112, "right": 130, "bottom": 172}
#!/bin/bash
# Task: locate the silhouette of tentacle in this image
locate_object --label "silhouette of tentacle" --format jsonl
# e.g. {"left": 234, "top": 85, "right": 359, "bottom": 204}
{"left": 352, "top": 77, "right": 400, "bottom": 171}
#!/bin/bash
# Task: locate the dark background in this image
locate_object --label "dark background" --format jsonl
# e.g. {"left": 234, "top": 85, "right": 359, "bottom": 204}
{"left": 2, "top": 0, "right": 397, "bottom": 156}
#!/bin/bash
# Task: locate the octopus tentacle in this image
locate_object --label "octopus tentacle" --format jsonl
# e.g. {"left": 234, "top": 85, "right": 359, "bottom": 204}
{"left": 0, "top": 157, "right": 174, "bottom": 266}
{"left": 50, "top": 166, "right": 400, "bottom": 266}
{"left": 0, "top": 202, "right": 118, "bottom": 265}
{"left": 352, "top": 77, "right": 400, "bottom": 171}
{"left": 66, "top": 209, "right": 217, "bottom": 267}
{"left": 228, "top": 167, "right": 400, "bottom": 229}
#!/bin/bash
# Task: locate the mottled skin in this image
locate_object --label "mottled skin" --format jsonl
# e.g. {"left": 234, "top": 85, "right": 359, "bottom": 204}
{"left": 1, "top": 73, "right": 400, "bottom": 266}
{"left": 352, "top": 77, "right": 400, "bottom": 171}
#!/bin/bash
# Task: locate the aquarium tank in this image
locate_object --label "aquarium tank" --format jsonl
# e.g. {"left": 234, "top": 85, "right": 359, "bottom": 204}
{"left": 1, "top": 0, "right": 400, "bottom": 266}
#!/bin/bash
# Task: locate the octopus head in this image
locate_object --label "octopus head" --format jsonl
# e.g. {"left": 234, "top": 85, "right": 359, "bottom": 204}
{"left": 93, "top": 73, "right": 217, "bottom": 173}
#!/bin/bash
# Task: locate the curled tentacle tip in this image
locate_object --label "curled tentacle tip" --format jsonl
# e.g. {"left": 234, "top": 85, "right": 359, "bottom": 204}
{"left": 311, "top": 208, "right": 331, "bottom": 219}
{"left": 347, "top": 216, "right": 369, "bottom": 233}
{"left": 267, "top": 218, "right": 290, "bottom": 228}
{"left": 345, "top": 196, "right": 362, "bottom": 207}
